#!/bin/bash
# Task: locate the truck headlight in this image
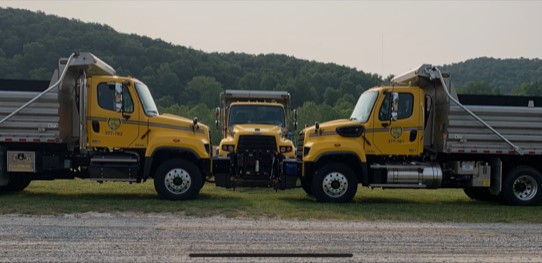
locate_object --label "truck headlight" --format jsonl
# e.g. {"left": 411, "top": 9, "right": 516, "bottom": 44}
{"left": 336, "top": 125, "right": 364, "bottom": 137}
{"left": 280, "top": 146, "right": 293, "bottom": 153}
{"left": 221, "top": 144, "right": 235, "bottom": 152}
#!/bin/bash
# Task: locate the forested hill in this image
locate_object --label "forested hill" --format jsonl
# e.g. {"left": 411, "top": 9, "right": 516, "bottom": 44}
{"left": 2, "top": 7, "right": 541, "bottom": 100}
{"left": 2, "top": 7, "right": 542, "bottom": 143}
{"left": 442, "top": 57, "right": 542, "bottom": 95}
{"left": 0, "top": 7, "right": 379, "bottom": 108}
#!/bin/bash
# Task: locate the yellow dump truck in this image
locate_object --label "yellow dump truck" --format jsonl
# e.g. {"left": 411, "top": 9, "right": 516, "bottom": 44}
{"left": 0, "top": 52, "right": 211, "bottom": 200}
{"left": 298, "top": 64, "right": 542, "bottom": 205}
{"left": 213, "top": 90, "right": 299, "bottom": 189}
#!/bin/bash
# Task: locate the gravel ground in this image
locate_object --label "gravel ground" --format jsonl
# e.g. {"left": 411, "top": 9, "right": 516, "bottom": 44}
{"left": 0, "top": 213, "right": 541, "bottom": 263}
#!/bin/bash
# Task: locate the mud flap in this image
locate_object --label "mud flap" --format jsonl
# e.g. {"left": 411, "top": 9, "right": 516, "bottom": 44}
{"left": 213, "top": 156, "right": 233, "bottom": 188}
{"left": 0, "top": 146, "right": 7, "bottom": 186}
{"left": 274, "top": 159, "right": 301, "bottom": 190}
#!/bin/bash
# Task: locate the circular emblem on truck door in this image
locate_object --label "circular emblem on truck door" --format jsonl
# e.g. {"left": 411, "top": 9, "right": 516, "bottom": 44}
{"left": 390, "top": 127, "right": 403, "bottom": 139}
{"left": 107, "top": 118, "right": 121, "bottom": 130}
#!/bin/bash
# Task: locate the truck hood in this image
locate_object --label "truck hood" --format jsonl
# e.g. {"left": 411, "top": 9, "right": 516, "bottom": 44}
{"left": 232, "top": 124, "right": 282, "bottom": 136}
{"left": 150, "top": 113, "right": 210, "bottom": 133}
{"left": 302, "top": 119, "right": 355, "bottom": 134}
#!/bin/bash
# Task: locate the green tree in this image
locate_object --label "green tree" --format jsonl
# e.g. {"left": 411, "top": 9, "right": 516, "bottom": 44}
{"left": 238, "top": 73, "right": 260, "bottom": 90}
{"left": 182, "top": 76, "right": 223, "bottom": 107}
{"left": 155, "top": 63, "right": 181, "bottom": 99}
{"left": 512, "top": 82, "right": 542, "bottom": 96}
{"left": 297, "top": 101, "right": 341, "bottom": 128}
{"left": 334, "top": 94, "right": 356, "bottom": 118}
{"left": 323, "top": 87, "right": 340, "bottom": 105}
{"left": 456, "top": 81, "right": 500, "bottom": 95}
{"left": 155, "top": 95, "right": 175, "bottom": 108}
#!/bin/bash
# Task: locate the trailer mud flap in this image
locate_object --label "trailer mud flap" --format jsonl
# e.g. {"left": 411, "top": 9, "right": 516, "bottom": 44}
{"left": 489, "top": 158, "right": 502, "bottom": 195}
{"left": 0, "top": 146, "right": 7, "bottom": 186}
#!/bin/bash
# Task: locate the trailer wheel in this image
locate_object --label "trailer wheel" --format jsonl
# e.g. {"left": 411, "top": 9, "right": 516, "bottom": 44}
{"left": 301, "top": 176, "right": 312, "bottom": 196}
{"left": 501, "top": 166, "right": 542, "bottom": 206}
{"left": 0, "top": 176, "right": 31, "bottom": 193}
{"left": 463, "top": 187, "right": 497, "bottom": 202}
{"left": 311, "top": 162, "right": 357, "bottom": 203}
{"left": 154, "top": 159, "right": 202, "bottom": 201}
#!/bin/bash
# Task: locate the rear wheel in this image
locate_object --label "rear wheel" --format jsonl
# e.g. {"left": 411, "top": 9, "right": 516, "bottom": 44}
{"left": 154, "top": 159, "right": 202, "bottom": 200}
{"left": 311, "top": 162, "right": 357, "bottom": 203}
{"left": 0, "top": 175, "right": 31, "bottom": 193}
{"left": 501, "top": 166, "right": 542, "bottom": 206}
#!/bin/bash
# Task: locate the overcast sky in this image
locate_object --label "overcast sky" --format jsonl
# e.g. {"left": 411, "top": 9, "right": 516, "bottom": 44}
{"left": 1, "top": 1, "right": 541, "bottom": 77}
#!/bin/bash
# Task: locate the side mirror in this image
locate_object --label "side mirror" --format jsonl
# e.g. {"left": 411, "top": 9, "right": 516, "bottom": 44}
{"left": 292, "top": 109, "right": 298, "bottom": 129}
{"left": 215, "top": 107, "right": 221, "bottom": 128}
{"left": 287, "top": 131, "right": 294, "bottom": 139}
{"left": 192, "top": 117, "right": 199, "bottom": 132}
{"left": 391, "top": 92, "right": 399, "bottom": 121}
{"left": 314, "top": 122, "right": 320, "bottom": 135}
{"left": 114, "top": 83, "right": 123, "bottom": 112}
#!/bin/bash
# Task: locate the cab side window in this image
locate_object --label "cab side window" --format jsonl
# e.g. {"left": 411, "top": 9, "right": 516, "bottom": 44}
{"left": 97, "top": 83, "right": 134, "bottom": 113}
{"left": 397, "top": 93, "right": 413, "bottom": 119}
{"left": 378, "top": 92, "right": 413, "bottom": 121}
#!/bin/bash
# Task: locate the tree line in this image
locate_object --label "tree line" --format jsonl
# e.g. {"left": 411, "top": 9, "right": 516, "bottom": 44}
{"left": 1, "top": 8, "right": 542, "bottom": 144}
{"left": 442, "top": 57, "right": 542, "bottom": 95}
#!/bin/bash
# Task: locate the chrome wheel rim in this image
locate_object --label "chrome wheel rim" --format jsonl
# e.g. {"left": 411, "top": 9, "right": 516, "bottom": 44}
{"left": 513, "top": 175, "right": 538, "bottom": 201}
{"left": 164, "top": 168, "right": 192, "bottom": 195}
{"left": 322, "top": 172, "right": 348, "bottom": 198}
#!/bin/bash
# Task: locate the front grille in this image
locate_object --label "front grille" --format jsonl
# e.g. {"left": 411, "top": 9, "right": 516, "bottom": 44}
{"left": 296, "top": 131, "right": 305, "bottom": 159}
{"left": 237, "top": 135, "right": 277, "bottom": 152}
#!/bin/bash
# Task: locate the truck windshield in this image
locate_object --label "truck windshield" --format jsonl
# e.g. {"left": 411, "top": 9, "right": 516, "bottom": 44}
{"left": 229, "top": 105, "right": 285, "bottom": 127}
{"left": 135, "top": 82, "right": 159, "bottom": 117}
{"left": 350, "top": 90, "right": 378, "bottom": 123}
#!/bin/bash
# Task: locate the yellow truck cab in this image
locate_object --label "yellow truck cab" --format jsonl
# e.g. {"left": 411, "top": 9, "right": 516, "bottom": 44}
{"left": 0, "top": 52, "right": 211, "bottom": 200}
{"left": 299, "top": 65, "right": 542, "bottom": 205}
{"left": 213, "top": 90, "right": 299, "bottom": 189}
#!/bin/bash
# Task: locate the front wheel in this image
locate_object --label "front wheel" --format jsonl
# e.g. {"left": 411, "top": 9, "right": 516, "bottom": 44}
{"left": 154, "top": 159, "right": 203, "bottom": 200}
{"left": 311, "top": 162, "right": 357, "bottom": 203}
{"left": 301, "top": 176, "right": 313, "bottom": 196}
{"left": 501, "top": 166, "right": 542, "bottom": 206}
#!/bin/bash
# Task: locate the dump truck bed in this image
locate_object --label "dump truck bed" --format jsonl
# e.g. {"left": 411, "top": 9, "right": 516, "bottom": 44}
{"left": 0, "top": 79, "right": 61, "bottom": 143}
{"left": 446, "top": 95, "right": 542, "bottom": 155}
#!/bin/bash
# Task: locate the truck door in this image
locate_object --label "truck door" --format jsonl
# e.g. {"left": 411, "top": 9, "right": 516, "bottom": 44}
{"left": 371, "top": 88, "right": 423, "bottom": 156}
{"left": 86, "top": 80, "right": 141, "bottom": 148}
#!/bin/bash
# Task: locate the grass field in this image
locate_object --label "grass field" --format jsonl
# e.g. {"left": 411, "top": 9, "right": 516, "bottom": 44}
{"left": 1, "top": 179, "right": 541, "bottom": 223}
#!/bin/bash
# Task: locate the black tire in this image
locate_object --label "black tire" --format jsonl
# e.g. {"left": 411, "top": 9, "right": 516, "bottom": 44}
{"left": 153, "top": 159, "right": 203, "bottom": 201}
{"left": 301, "top": 176, "right": 313, "bottom": 196}
{"left": 501, "top": 166, "right": 542, "bottom": 206}
{"left": 463, "top": 187, "right": 498, "bottom": 202}
{"left": 0, "top": 176, "right": 31, "bottom": 193}
{"left": 311, "top": 162, "right": 357, "bottom": 203}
